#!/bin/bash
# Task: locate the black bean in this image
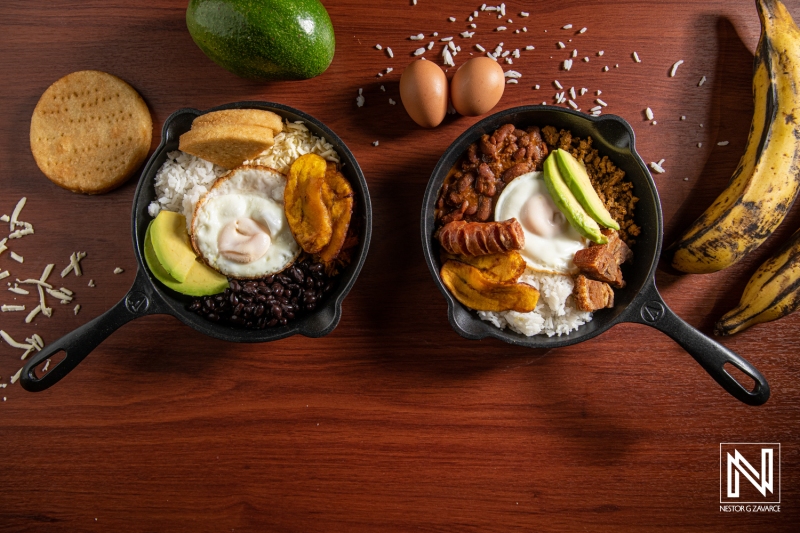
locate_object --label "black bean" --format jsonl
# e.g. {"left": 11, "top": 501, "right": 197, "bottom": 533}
{"left": 290, "top": 266, "right": 304, "bottom": 283}
{"left": 265, "top": 275, "right": 275, "bottom": 284}
{"left": 279, "top": 318, "right": 288, "bottom": 326}
{"left": 271, "top": 304, "right": 282, "bottom": 319}
{"left": 268, "top": 318, "right": 278, "bottom": 327}
{"left": 255, "top": 305, "right": 265, "bottom": 317}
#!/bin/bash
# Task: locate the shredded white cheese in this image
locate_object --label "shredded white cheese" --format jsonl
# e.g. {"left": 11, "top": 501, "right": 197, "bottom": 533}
{"left": 9, "top": 197, "right": 26, "bottom": 232}
{"left": 61, "top": 253, "right": 85, "bottom": 277}
{"left": 25, "top": 305, "right": 41, "bottom": 324}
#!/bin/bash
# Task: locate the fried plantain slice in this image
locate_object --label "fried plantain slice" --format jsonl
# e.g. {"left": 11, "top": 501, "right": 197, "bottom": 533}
{"left": 440, "top": 251, "right": 526, "bottom": 283}
{"left": 317, "top": 163, "right": 355, "bottom": 264}
{"left": 284, "top": 153, "right": 332, "bottom": 253}
{"left": 440, "top": 260, "right": 539, "bottom": 313}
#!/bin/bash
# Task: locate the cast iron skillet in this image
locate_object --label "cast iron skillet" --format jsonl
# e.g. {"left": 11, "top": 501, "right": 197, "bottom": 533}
{"left": 421, "top": 106, "right": 769, "bottom": 406}
{"left": 21, "top": 101, "right": 372, "bottom": 392}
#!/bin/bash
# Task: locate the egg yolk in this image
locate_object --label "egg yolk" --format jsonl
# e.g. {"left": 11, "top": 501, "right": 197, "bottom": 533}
{"left": 218, "top": 218, "right": 271, "bottom": 264}
{"left": 520, "top": 193, "right": 568, "bottom": 238}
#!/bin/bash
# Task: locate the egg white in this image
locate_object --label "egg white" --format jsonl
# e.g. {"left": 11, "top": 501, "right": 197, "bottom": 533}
{"left": 192, "top": 166, "right": 300, "bottom": 278}
{"left": 494, "top": 171, "right": 586, "bottom": 274}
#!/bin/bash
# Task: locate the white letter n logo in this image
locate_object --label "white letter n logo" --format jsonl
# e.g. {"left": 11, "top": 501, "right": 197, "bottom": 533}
{"left": 727, "top": 448, "right": 773, "bottom": 497}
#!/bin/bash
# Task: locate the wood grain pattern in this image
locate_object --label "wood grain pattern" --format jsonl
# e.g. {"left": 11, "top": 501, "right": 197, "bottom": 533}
{"left": 1, "top": 1, "right": 799, "bottom": 531}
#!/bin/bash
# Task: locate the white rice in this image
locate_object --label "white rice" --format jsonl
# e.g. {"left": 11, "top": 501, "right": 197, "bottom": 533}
{"left": 147, "top": 120, "right": 340, "bottom": 231}
{"left": 147, "top": 151, "right": 226, "bottom": 227}
{"left": 477, "top": 270, "right": 592, "bottom": 337}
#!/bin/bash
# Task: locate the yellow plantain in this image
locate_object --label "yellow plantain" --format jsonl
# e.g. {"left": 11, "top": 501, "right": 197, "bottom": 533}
{"left": 716, "top": 227, "right": 800, "bottom": 335}
{"left": 671, "top": 0, "right": 800, "bottom": 274}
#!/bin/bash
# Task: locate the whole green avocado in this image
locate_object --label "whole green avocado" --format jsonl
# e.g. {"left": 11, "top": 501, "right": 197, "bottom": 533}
{"left": 186, "top": 0, "right": 335, "bottom": 80}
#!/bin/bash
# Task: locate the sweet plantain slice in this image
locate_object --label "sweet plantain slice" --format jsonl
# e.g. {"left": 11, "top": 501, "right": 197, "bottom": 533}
{"left": 285, "top": 153, "right": 332, "bottom": 253}
{"left": 440, "top": 260, "right": 539, "bottom": 312}
{"left": 317, "top": 163, "right": 355, "bottom": 264}
{"left": 440, "top": 251, "right": 526, "bottom": 283}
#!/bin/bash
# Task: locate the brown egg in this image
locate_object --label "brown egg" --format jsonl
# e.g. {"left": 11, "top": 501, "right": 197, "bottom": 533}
{"left": 399, "top": 60, "right": 448, "bottom": 128}
{"left": 450, "top": 57, "right": 505, "bottom": 116}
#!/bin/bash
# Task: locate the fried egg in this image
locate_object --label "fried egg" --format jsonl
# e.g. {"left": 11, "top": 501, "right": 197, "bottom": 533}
{"left": 494, "top": 171, "right": 586, "bottom": 274}
{"left": 191, "top": 165, "right": 300, "bottom": 278}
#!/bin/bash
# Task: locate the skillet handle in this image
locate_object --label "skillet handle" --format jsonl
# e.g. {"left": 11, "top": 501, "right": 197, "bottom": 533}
{"left": 20, "top": 268, "right": 163, "bottom": 392}
{"left": 625, "top": 284, "right": 770, "bottom": 406}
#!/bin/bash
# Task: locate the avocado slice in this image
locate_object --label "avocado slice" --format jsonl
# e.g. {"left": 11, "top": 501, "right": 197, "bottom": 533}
{"left": 149, "top": 211, "right": 197, "bottom": 283}
{"left": 554, "top": 149, "right": 620, "bottom": 230}
{"left": 144, "top": 221, "right": 229, "bottom": 297}
{"left": 543, "top": 153, "right": 607, "bottom": 244}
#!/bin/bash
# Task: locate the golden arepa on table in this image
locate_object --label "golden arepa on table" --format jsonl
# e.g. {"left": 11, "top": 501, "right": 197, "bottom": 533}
{"left": 30, "top": 70, "right": 152, "bottom": 194}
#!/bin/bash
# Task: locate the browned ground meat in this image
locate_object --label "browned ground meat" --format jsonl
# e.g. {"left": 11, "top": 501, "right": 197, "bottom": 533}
{"left": 541, "top": 126, "right": 640, "bottom": 246}
{"left": 435, "top": 125, "right": 549, "bottom": 226}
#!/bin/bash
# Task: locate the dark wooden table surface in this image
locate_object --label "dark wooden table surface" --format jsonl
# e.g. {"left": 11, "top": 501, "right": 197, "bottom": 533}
{"left": 2, "top": 1, "right": 799, "bottom": 531}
